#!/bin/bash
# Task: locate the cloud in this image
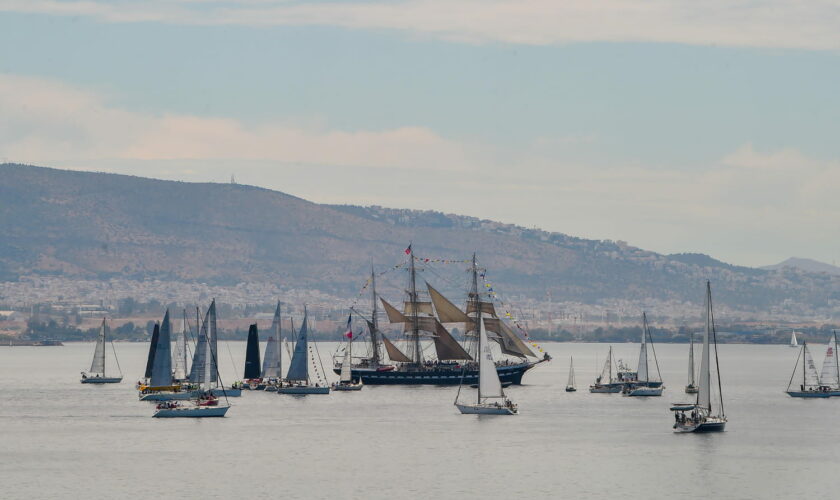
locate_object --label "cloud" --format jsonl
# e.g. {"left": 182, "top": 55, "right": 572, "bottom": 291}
{"left": 1, "top": 0, "right": 839, "bottom": 50}
{"left": 0, "top": 74, "right": 472, "bottom": 172}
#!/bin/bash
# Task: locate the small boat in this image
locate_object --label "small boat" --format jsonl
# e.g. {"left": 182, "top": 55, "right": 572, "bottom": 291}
{"left": 589, "top": 346, "right": 622, "bottom": 393}
{"left": 622, "top": 312, "right": 664, "bottom": 396}
{"left": 786, "top": 341, "right": 831, "bottom": 398}
{"left": 80, "top": 318, "right": 123, "bottom": 384}
{"left": 565, "top": 356, "right": 577, "bottom": 392}
{"left": 154, "top": 301, "right": 232, "bottom": 418}
{"left": 277, "top": 307, "right": 331, "bottom": 395}
{"left": 671, "top": 281, "right": 727, "bottom": 433}
{"left": 685, "top": 330, "right": 699, "bottom": 394}
{"left": 332, "top": 330, "right": 363, "bottom": 392}
{"left": 455, "top": 318, "right": 518, "bottom": 415}
{"left": 790, "top": 330, "right": 799, "bottom": 348}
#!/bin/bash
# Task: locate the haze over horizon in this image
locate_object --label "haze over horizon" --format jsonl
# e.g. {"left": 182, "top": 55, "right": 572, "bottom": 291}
{"left": 2, "top": 1, "right": 839, "bottom": 267}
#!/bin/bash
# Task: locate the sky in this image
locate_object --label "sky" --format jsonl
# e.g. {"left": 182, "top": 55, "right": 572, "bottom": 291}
{"left": 1, "top": 0, "right": 839, "bottom": 267}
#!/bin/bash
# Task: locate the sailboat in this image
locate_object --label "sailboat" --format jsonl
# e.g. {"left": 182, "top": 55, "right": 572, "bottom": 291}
{"left": 589, "top": 346, "right": 621, "bottom": 393}
{"left": 339, "top": 250, "right": 548, "bottom": 385}
{"left": 622, "top": 312, "right": 664, "bottom": 396}
{"left": 80, "top": 318, "right": 123, "bottom": 384}
{"left": 671, "top": 281, "right": 727, "bottom": 433}
{"left": 819, "top": 331, "right": 840, "bottom": 396}
{"left": 332, "top": 330, "right": 363, "bottom": 391}
{"left": 455, "top": 318, "right": 518, "bottom": 415}
{"left": 139, "top": 311, "right": 193, "bottom": 400}
{"left": 185, "top": 300, "right": 241, "bottom": 397}
{"left": 785, "top": 341, "right": 830, "bottom": 397}
{"left": 565, "top": 356, "right": 577, "bottom": 392}
{"left": 277, "top": 307, "right": 330, "bottom": 395}
{"left": 685, "top": 330, "right": 699, "bottom": 394}
{"left": 790, "top": 330, "right": 799, "bottom": 348}
{"left": 242, "top": 323, "right": 261, "bottom": 388}
{"left": 260, "top": 302, "right": 283, "bottom": 391}
{"left": 154, "top": 307, "right": 231, "bottom": 417}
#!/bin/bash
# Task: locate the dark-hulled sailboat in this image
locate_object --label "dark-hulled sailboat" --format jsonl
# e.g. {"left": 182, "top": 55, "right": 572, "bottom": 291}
{"left": 335, "top": 249, "right": 549, "bottom": 385}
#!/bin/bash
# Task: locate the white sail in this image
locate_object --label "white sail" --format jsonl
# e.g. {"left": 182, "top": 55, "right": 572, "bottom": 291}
{"left": 567, "top": 357, "right": 576, "bottom": 388}
{"left": 340, "top": 347, "right": 352, "bottom": 383}
{"left": 698, "top": 286, "right": 712, "bottom": 412}
{"left": 637, "top": 320, "right": 649, "bottom": 382}
{"left": 89, "top": 319, "right": 106, "bottom": 375}
{"left": 791, "top": 331, "right": 798, "bottom": 347}
{"left": 804, "top": 345, "right": 821, "bottom": 388}
{"left": 478, "top": 318, "right": 504, "bottom": 399}
{"left": 172, "top": 311, "right": 188, "bottom": 380}
{"left": 820, "top": 333, "right": 839, "bottom": 388}
{"left": 261, "top": 336, "right": 281, "bottom": 378}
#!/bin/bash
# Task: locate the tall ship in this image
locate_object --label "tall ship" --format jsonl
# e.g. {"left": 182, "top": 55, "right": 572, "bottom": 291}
{"left": 335, "top": 248, "right": 549, "bottom": 385}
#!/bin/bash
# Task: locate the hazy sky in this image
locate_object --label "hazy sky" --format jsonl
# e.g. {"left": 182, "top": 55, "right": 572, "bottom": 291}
{"left": 2, "top": 1, "right": 839, "bottom": 267}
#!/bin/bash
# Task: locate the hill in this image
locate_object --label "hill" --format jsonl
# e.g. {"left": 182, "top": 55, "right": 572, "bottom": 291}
{"left": 1, "top": 163, "right": 840, "bottom": 317}
{"left": 762, "top": 257, "right": 840, "bottom": 276}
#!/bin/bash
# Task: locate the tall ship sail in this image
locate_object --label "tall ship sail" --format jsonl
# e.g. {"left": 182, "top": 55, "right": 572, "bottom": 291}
{"left": 335, "top": 248, "right": 549, "bottom": 385}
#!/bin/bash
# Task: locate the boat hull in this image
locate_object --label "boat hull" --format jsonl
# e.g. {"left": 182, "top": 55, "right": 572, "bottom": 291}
{"left": 565, "top": 387, "right": 577, "bottom": 392}
{"left": 205, "top": 388, "right": 241, "bottom": 397}
{"left": 81, "top": 377, "right": 123, "bottom": 384}
{"left": 455, "top": 403, "right": 517, "bottom": 415}
{"left": 277, "top": 386, "right": 330, "bottom": 395}
{"left": 589, "top": 384, "right": 622, "bottom": 393}
{"left": 674, "top": 420, "right": 726, "bottom": 433}
{"left": 624, "top": 387, "right": 664, "bottom": 397}
{"left": 331, "top": 383, "right": 363, "bottom": 391}
{"left": 341, "top": 360, "right": 542, "bottom": 386}
{"left": 153, "top": 405, "right": 230, "bottom": 418}
{"left": 139, "top": 391, "right": 194, "bottom": 401}
{"left": 786, "top": 390, "right": 831, "bottom": 398}
{"left": 685, "top": 385, "right": 699, "bottom": 394}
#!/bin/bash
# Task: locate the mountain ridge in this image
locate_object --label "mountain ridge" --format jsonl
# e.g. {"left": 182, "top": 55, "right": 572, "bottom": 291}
{"left": 2, "top": 163, "right": 839, "bottom": 316}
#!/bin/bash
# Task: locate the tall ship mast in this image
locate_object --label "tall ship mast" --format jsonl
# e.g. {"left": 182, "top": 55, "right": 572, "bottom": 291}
{"left": 335, "top": 246, "right": 550, "bottom": 385}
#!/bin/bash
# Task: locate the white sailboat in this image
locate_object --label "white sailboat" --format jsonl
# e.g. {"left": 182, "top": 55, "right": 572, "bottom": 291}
{"left": 332, "top": 336, "right": 363, "bottom": 391}
{"left": 171, "top": 309, "right": 190, "bottom": 382}
{"left": 80, "top": 318, "right": 123, "bottom": 384}
{"left": 622, "top": 312, "right": 664, "bottom": 396}
{"left": 455, "top": 318, "right": 518, "bottom": 415}
{"left": 278, "top": 307, "right": 330, "bottom": 395}
{"left": 565, "top": 356, "right": 576, "bottom": 392}
{"left": 785, "top": 342, "right": 830, "bottom": 398}
{"left": 790, "top": 330, "right": 799, "bottom": 348}
{"left": 685, "top": 331, "right": 698, "bottom": 394}
{"left": 154, "top": 307, "right": 231, "bottom": 417}
{"left": 819, "top": 331, "right": 840, "bottom": 396}
{"left": 589, "top": 346, "right": 621, "bottom": 393}
{"left": 671, "top": 281, "right": 727, "bottom": 433}
{"left": 259, "top": 301, "right": 283, "bottom": 391}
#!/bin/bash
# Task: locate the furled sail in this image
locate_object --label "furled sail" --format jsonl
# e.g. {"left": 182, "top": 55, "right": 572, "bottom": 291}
{"left": 286, "top": 312, "right": 310, "bottom": 382}
{"left": 90, "top": 318, "right": 107, "bottom": 375}
{"left": 145, "top": 323, "right": 160, "bottom": 380}
{"left": 432, "top": 320, "right": 472, "bottom": 360}
{"left": 380, "top": 298, "right": 408, "bottom": 323}
{"left": 820, "top": 333, "right": 839, "bottom": 388}
{"left": 244, "top": 324, "right": 261, "bottom": 379}
{"left": 150, "top": 310, "right": 173, "bottom": 387}
{"left": 426, "top": 282, "right": 470, "bottom": 323}
{"left": 698, "top": 285, "right": 712, "bottom": 412}
{"left": 637, "top": 330, "right": 649, "bottom": 382}
{"left": 478, "top": 318, "right": 504, "bottom": 399}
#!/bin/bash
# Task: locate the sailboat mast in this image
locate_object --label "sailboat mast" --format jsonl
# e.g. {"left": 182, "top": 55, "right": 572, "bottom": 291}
{"left": 370, "top": 264, "right": 380, "bottom": 365}
{"left": 709, "top": 285, "right": 724, "bottom": 417}
{"left": 408, "top": 246, "right": 422, "bottom": 366}
{"left": 469, "top": 253, "right": 481, "bottom": 354}
{"left": 642, "top": 312, "right": 649, "bottom": 380}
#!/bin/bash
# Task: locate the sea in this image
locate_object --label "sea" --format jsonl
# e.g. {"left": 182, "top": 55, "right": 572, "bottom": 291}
{"left": 1, "top": 341, "right": 839, "bottom": 499}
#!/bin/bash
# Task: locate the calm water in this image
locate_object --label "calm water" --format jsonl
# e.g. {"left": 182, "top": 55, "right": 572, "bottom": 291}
{"left": 1, "top": 341, "right": 839, "bottom": 499}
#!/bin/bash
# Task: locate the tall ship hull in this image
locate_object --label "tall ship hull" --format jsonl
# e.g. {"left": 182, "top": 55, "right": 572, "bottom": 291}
{"left": 337, "top": 360, "right": 543, "bottom": 386}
